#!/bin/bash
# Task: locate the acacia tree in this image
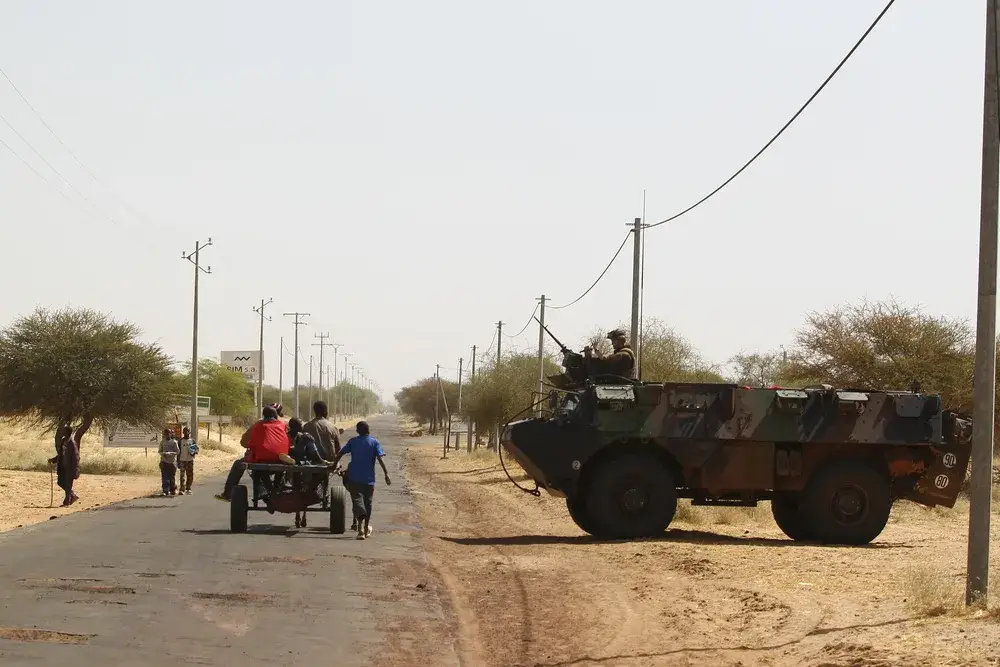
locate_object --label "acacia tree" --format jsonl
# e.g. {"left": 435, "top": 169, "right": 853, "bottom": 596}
{"left": 728, "top": 350, "right": 786, "bottom": 387}
{"left": 784, "top": 299, "right": 978, "bottom": 413}
{"left": 172, "top": 358, "right": 254, "bottom": 418}
{"left": 0, "top": 308, "right": 175, "bottom": 445}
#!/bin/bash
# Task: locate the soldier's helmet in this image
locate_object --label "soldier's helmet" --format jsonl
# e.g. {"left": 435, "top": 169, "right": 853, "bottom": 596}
{"left": 606, "top": 328, "right": 627, "bottom": 341}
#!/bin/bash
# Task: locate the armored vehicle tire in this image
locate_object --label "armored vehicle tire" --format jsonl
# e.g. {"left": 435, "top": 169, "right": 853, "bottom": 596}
{"left": 230, "top": 485, "right": 249, "bottom": 533}
{"left": 329, "top": 486, "right": 347, "bottom": 534}
{"left": 800, "top": 461, "right": 891, "bottom": 545}
{"left": 566, "top": 495, "right": 598, "bottom": 535}
{"left": 770, "top": 494, "right": 813, "bottom": 541}
{"left": 585, "top": 454, "right": 677, "bottom": 539}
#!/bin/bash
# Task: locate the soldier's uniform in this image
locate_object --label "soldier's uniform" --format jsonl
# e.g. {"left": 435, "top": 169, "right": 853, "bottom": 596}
{"left": 590, "top": 328, "right": 636, "bottom": 379}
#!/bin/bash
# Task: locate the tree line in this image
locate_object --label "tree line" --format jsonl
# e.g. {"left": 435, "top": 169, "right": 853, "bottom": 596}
{"left": 396, "top": 299, "right": 991, "bottom": 439}
{"left": 0, "top": 307, "right": 381, "bottom": 449}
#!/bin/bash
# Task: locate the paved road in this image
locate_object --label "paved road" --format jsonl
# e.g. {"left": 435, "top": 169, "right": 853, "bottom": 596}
{"left": 0, "top": 415, "right": 455, "bottom": 666}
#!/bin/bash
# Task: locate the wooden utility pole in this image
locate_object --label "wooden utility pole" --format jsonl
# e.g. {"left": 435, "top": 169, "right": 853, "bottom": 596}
{"left": 434, "top": 364, "right": 440, "bottom": 435}
{"left": 967, "top": 0, "right": 1000, "bottom": 607}
{"left": 468, "top": 345, "right": 476, "bottom": 451}
{"left": 456, "top": 357, "right": 463, "bottom": 450}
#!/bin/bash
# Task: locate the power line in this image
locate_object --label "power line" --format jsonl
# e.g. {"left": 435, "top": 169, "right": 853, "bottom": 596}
{"left": 0, "top": 134, "right": 75, "bottom": 206}
{"left": 503, "top": 304, "right": 539, "bottom": 338}
{"left": 0, "top": 112, "right": 119, "bottom": 225}
{"left": 549, "top": 233, "right": 631, "bottom": 310}
{"left": 645, "top": 0, "right": 897, "bottom": 231}
{"left": 0, "top": 66, "right": 159, "bottom": 227}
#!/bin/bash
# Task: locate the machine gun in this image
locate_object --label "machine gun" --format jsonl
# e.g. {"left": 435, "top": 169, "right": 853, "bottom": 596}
{"left": 534, "top": 317, "right": 590, "bottom": 385}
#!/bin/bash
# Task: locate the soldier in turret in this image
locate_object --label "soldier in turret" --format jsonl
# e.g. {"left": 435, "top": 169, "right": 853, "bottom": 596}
{"left": 588, "top": 328, "right": 636, "bottom": 380}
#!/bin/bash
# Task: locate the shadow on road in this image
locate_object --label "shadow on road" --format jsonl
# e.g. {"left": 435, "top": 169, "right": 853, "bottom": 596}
{"left": 441, "top": 529, "right": 914, "bottom": 549}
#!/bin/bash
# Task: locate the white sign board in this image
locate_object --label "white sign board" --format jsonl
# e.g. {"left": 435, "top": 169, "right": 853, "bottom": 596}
{"left": 170, "top": 395, "right": 211, "bottom": 418}
{"left": 104, "top": 423, "right": 161, "bottom": 448}
{"left": 221, "top": 350, "right": 261, "bottom": 383}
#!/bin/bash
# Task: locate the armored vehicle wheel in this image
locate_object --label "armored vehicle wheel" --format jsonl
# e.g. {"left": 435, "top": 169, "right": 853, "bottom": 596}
{"left": 230, "top": 485, "right": 249, "bottom": 533}
{"left": 586, "top": 454, "right": 677, "bottom": 539}
{"left": 329, "top": 485, "right": 347, "bottom": 534}
{"left": 800, "top": 461, "right": 891, "bottom": 545}
{"left": 770, "top": 494, "right": 813, "bottom": 541}
{"left": 566, "top": 495, "right": 598, "bottom": 535}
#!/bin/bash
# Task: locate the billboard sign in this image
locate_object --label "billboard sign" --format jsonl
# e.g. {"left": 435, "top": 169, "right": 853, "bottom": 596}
{"left": 103, "top": 423, "right": 161, "bottom": 449}
{"left": 221, "top": 350, "right": 261, "bottom": 383}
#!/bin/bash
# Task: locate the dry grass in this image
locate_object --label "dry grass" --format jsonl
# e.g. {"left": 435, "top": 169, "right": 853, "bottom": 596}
{"left": 673, "top": 500, "right": 770, "bottom": 527}
{"left": 0, "top": 421, "right": 241, "bottom": 476}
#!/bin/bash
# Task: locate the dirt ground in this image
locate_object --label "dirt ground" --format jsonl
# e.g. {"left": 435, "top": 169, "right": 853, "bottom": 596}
{"left": 0, "top": 418, "right": 364, "bottom": 534}
{"left": 402, "top": 433, "right": 1000, "bottom": 667}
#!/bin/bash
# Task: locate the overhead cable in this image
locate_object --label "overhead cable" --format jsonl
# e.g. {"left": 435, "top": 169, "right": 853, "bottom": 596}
{"left": 646, "top": 0, "right": 897, "bottom": 230}
{"left": 549, "top": 233, "right": 631, "bottom": 309}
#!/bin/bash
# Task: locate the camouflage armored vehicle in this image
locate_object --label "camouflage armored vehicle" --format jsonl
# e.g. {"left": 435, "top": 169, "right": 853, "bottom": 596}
{"left": 501, "top": 355, "right": 972, "bottom": 544}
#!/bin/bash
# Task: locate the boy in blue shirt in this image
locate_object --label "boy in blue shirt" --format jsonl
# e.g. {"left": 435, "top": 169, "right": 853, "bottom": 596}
{"left": 330, "top": 421, "right": 391, "bottom": 540}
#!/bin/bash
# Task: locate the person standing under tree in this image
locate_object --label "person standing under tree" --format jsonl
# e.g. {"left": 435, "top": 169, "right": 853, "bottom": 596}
{"left": 177, "top": 426, "right": 199, "bottom": 495}
{"left": 158, "top": 429, "right": 180, "bottom": 497}
{"left": 48, "top": 424, "right": 80, "bottom": 507}
{"left": 330, "top": 421, "right": 390, "bottom": 540}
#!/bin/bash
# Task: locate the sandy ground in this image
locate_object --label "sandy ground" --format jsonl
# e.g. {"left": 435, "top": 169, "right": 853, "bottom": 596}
{"left": 402, "top": 431, "right": 1000, "bottom": 667}
{"left": 0, "top": 418, "right": 366, "bottom": 534}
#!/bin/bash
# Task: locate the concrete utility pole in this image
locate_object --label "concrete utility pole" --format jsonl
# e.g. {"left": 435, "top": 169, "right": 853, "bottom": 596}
{"left": 468, "top": 344, "right": 476, "bottom": 452}
{"left": 279, "top": 336, "right": 284, "bottom": 404}
{"left": 629, "top": 217, "right": 644, "bottom": 357}
{"left": 308, "top": 355, "right": 314, "bottom": 410}
{"left": 496, "top": 321, "right": 504, "bottom": 365}
{"left": 253, "top": 298, "right": 273, "bottom": 415}
{"left": 341, "top": 352, "right": 352, "bottom": 418}
{"left": 967, "top": 0, "right": 1000, "bottom": 607}
{"left": 283, "top": 312, "right": 310, "bottom": 417}
{"left": 182, "top": 238, "right": 212, "bottom": 434}
{"left": 536, "top": 294, "right": 547, "bottom": 417}
{"left": 312, "top": 333, "right": 336, "bottom": 408}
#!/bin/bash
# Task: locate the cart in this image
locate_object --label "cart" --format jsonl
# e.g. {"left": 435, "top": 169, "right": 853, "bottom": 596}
{"left": 230, "top": 462, "right": 348, "bottom": 534}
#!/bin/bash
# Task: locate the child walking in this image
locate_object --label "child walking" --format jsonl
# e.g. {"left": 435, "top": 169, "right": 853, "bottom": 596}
{"left": 177, "top": 427, "right": 199, "bottom": 495}
{"left": 158, "top": 429, "right": 180, "bottom": 496}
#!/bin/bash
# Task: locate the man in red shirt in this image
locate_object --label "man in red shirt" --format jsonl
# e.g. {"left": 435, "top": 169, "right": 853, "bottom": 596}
{"left": 217, "top": 405, "right": 290, "bottom": 501}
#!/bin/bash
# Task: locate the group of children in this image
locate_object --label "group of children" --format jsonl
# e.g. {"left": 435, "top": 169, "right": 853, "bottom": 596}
{"left": 157, "top": 427, "right": 200, "bottom": 496}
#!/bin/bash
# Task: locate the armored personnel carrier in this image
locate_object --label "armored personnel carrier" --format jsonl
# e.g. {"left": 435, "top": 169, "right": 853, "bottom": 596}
{"left": 501, "top": 343, "right": 972, "bottom": 545}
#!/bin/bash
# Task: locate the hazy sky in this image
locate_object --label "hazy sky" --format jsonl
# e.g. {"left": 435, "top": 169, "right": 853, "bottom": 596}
{"left": 0, "top": 1, "right": 989, "bottom": 399}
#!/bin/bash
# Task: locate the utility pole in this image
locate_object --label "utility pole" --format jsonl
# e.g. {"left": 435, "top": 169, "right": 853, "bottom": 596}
{"left": 468, "top": 344, "right": 476, "bottom": 452}
{"left": 313, "top": 333, "right": 335, "bottom": 409}
{"left": 182, "top": 238, "right": 212, "bottom": 435}
{"left": 967, "top": 0, "right": 1000, "bottom": 607}
{"left": 283, "top": 312, "right": 310, "bottom": 417}
{"left": 341, "top": 352, "right": 353, "bottom": 418}
{"left": 279, "top": 336, "right": 284, "bottom": 404}
{"left": 494, "top": 322, "right": 503, "bottom": 449}
{"left": 536, "top": 295, "right": 547, "bottom": 417}
{"left": 330, "top": 344, "right": 341, "bottom": 416}
{"left": 308, "top": 355, "right": 314, "bottom": 411}
{"left": 456, "top": 357, "right": 463, "bottom": 450}
{"left": 496, "top": 321, "right": 504, "bottom": 366}
{"left": 253, "top": 298, "right": 273, "bottom": 415}
{"left": 629, "top": 217, "right": 643, "bottom": 356}
{"left": 434, "top": 364, "right": 440, "bottom": 435}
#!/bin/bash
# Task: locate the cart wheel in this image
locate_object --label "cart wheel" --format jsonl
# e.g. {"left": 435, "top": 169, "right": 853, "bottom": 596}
{"left": 231, "top": 485, "right": 249, "bottom": 533}
{"left": 329, "top": 486, "right": 347, "bottom": 534}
